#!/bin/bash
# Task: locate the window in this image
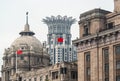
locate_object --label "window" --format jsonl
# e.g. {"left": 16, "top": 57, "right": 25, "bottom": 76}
{"left": 116, "top": 61, "right": 120, "bottom": 69}
{"left": 52, "top": 71, "right": 58, "bottom": 79}
{"left": 86, "top": 67, "right": 90, "bottom": 75}
{"left": 107, "top": 22, "right": 113, "bottom": 29}
{"left": 86, "top": 54, "right": 90, "bottom": 62}
{"left": 65, "top": 41, "right": 67, "bottom": 44}
{"left": 103, "top": 48, "right": 109, "bottom": 81}
{"left": 20, "top": 56, "right": 24, "bottom": 60}
{"left": 115, "top": 45, "right": 120, "bottom": 54}
{"left": 45, "top": 75, "right": 48, "bottom": 81}
{"left": 103, "top": 48, "right": 109, "bottom": 58}
{"left": 19, "top": 77, "right": 22, "bottom": 81}
{"left": 105, "top": 63, "right": 109, "bottom": 72}
{"left": 51, "top": 49, "right": 53, "bottom": 53}
{"left": 116, "top": 76, "right": 120, "bottom": 81}
{"left": 60, "top": 67, "right": 67, "bottom": 74}
{"left": 67, "top": 37, "right": 70, "bottom": 45}
{"left": 105, "top": 78, "right": 109, "bottom": 81}
{"left": 51, "top": 41, "right": 53, "bottom": 44}
{"left": 83, "top": 24, "right": 90, "bottom": 36}
{"left": 53, "top": 26, "right": 57, "bottom": 33}
{"left": 21, "top": 46, "right": 25, "bottom": 50}
{"left": 40, "top": 76, "right": 42, "bottom": 81}
{"left": 65, "top": 49, "right": 67, "bottom": 52}
{"left": 85, "top": 52, "right": 90, "bottom": 62}
{"left": 65, "top": 56, "right": 67, "bottom": 60}
{"left": 70, "top": 48, "right": 71, "bottom": 51}
{"left": 71, "top": 71, "right": 77, "bottom": 79}
{"left": 37, "top": 58, "right": 39, "bottom": 62}
{"left": 34, "top": 78, "right": 36, "bottom": 81}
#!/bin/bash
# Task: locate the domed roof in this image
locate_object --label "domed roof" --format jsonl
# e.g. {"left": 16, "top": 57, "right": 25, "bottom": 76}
{"left": 3, "top": 13, "right": 50, "bottom": 72}
{"left": 11, "top": 36, "right": 43, "bottom": 52}
{"left": 10, "top": 12, "right": 43, "bottom": 53}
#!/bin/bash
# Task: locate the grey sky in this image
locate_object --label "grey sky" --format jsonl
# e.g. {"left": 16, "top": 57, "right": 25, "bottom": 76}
{"left": 0, "top": 0, "right": 113, "bottom": 73}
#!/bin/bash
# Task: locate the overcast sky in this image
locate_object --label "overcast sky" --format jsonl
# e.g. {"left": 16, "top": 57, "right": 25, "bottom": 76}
{"left": 0, "top": 0, "right": 113, "bottom": 73}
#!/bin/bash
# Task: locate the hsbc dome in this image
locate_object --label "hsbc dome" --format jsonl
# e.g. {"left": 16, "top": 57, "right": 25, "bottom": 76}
{"left": 2, "top": 13, "right": 50, "bottom": 77}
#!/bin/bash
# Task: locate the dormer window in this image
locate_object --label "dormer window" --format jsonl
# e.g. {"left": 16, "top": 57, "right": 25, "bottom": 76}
{"left": 83, "top": 24, "right": 90, "bottom": 36}
{"left": 84, "top": 25, "right": 89, "bottom": 34}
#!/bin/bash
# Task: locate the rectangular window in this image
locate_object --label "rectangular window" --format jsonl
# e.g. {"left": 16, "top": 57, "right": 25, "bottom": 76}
{"left": 70, "top": 48, "right": 71, "bottom": 51}
{"left": 116, "top": 76, "right": 120, "bottom": 81}
{"left": 107, "top": 22, "right": 113, "bottom": 29}
{"left": 71, "top": 71, "right": 77, "bottom": 79}
{"left": 115, "top": 45, "right": 120, "bottom": 54}
{"left": 19, "top": 77, "right": 22, "bottom": 81}
{"left": 34, "top": 78, "right": 36, "bottom": 81}
{"left": 46, "top": 75, "right": 48, "bottom": 81}
{"left": 86, "top": 54, "right": 90, "bottom": 62}
{"left": 52, "top": 71, "right": 58, "bottom": 80}
{"left": 85, "top": 52, "right": 90, "bottom": 62}
{"left": 65, "top": 56, "right": 67, "bottom": 60}
{"left": 103, "top": 48, "right": 109, "bottom": 58}
{"left": 51, "top": 49, "right": 53, "bottom": 53}
{"left": 51, "top": 41, "right": 53, "bottom": 44}
{"left": 85, "top": 51, "right": 90, "bottom": 81}
{"left": 103, "top": 47, "right": 109, "bottom": 80}
{"left": 40, "top": 76, "right": 42, "bottom": 81}
{"left": 116, "top": 61, "right": 120, "bottom": 69}
{"left": 83, "top": 24, "right": 90, "bottom": 36}
{"left": 60, "top": 67, "right": 67, "bottom": 74}
{"left": 105, "top": 63, "right": 109, "bottom": 72}
{"left": 84, "top": 25, "right": 88, "bottom": 34}
{"left": 86, "top": 67, "right": 90, "bottom": 76}
{"left": 105, "top": 78, "right": 109, "bottom": 81}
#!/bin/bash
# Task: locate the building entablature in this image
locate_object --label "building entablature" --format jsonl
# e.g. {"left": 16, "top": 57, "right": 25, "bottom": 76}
{"left": 73, "top": 24, "right": 120, "bottom": 52}
{"left": 79, "top": 14, "right": 106, "bottom": 24}
{"left": 79, "top": 8, "right": 111, "bottom": 24}
{"left": 106, "top": 12, "right": 120, "bottom": 19}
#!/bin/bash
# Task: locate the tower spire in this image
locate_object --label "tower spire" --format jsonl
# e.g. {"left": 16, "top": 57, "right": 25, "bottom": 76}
{"left": 19, "top": 12, "right": 35, "bottom": 36}
{"left": 26, "top": 12, "right": 28, "bottom": 24}
{"left": 24, "top": 12, "right": 30, "bottom": 31}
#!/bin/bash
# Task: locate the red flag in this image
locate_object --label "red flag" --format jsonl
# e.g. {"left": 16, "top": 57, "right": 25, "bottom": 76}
{"left": 16, "top": 50, "right": 23, "bottom": 55}
{"left": 57, "top": 37, "right": 63, "bottom": 42}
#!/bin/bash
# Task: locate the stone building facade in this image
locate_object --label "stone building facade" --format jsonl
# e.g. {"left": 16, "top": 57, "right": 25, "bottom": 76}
{"left": 15, "top": 62, "right": 77, "bottom": 81}
{"left": 1, "top": 13, "right": 77, "bottom": 81}
{"left": 73, "top": 0, "right": 120, "bottom": 81}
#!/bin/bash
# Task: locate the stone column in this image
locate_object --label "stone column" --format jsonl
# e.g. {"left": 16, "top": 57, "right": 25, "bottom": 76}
{"left": 109, "top": 45, "right": 115, "bottom": 81}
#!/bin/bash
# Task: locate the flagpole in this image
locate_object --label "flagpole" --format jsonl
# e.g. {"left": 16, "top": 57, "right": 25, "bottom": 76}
{"left": 16, "top": 51, "right": 18, "bottom": 73}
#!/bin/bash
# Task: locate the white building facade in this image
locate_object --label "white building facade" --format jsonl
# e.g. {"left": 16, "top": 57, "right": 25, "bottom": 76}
{"left": 43, "top": 15, "right": 77, "bottom": 64}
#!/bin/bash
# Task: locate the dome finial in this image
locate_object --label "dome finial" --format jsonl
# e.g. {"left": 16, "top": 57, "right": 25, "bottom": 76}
{"left": 24, "top": 12, "right": 30, "bottom": 31}
{"left": 19, "top": 12, "right": 35, "bottom": 36}
{"left": 26, "top": 12, "right": 28, "bottom": 24}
